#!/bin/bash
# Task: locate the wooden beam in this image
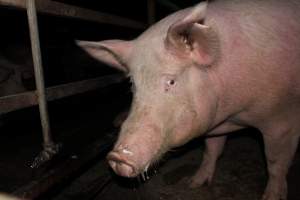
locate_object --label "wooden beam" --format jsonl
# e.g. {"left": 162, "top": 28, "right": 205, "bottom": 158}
{"left": 0, "top": 0, "right": 146, "bottom": 29}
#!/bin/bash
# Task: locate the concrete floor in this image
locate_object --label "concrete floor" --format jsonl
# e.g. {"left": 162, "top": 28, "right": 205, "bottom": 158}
{"left": 52, "top": 130, "right": 300, "bottom": 200}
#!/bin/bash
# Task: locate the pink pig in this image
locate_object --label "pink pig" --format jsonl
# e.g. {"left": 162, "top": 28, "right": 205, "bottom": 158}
{"left": 78, "top": 0, "right": 300, "bottom": 199}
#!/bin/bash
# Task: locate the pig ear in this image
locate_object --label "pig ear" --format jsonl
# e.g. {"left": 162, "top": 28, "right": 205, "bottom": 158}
{"left": 76, "top": 40, "right": 133, "bottom": 73}
{"left": 165, "top": 1, "right": 219, "bottom": 66}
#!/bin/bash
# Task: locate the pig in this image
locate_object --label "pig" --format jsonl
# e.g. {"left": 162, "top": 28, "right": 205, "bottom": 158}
{"left": 77, "top": 0, "right": 300, "bottom": 199}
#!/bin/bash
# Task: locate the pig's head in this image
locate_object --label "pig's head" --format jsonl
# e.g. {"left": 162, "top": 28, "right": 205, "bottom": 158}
{"left": 78, "top": 1, "right": 221, "bottom": 178}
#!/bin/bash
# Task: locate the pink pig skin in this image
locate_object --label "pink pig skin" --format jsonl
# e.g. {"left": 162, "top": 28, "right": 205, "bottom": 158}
{"left": 78, "top": 1, "right": 300, "bottom": 200}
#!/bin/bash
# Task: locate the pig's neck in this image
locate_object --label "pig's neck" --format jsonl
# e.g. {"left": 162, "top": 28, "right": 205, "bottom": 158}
{"left": 205, "top": 3, "right": 262, "bottom": 130}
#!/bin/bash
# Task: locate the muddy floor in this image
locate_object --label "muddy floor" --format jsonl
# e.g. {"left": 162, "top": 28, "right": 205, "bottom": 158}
{"left": 0, "top": 86, "right": 299, "bottom": 200}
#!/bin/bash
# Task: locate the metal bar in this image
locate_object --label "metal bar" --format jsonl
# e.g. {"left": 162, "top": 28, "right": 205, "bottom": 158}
{"left": 147, "top": 0, "right": 156, "bottom": 25}
{"left": 27, "top": 0, "right": 53, "bottom": 147}
{"left": 13, "top": 132, "right": 116, "bottom": 199}
{"left": 0, "top": 74, "right": 126, "bottom": 115}
{"left": 47, "top": 74, "right": 125, "bottom": 102}
{"left": 0, "top": 91, "right": 37, "bottom": 114}
{"left": 0, "top": 0, "right": 146, "bottom": 29}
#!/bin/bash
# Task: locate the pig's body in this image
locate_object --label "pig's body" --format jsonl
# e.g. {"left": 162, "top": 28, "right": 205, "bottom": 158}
{"left": 78, "top": 0, "right": 300, "bottom": 199}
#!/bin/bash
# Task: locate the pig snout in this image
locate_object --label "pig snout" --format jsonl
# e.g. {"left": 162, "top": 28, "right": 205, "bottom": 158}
{"left": 107, "top": 121, "right": 165, "bottom": 178}
{"left": 107, "top": 149, "right": 137, "bottom": 177}
{"left": 107, "top": 131, "right": 161, "bottom": 177}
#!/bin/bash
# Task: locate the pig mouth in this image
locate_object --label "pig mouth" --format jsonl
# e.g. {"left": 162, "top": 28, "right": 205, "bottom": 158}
{"left": 107, "top": 151, "right": 142, "bottom": 177}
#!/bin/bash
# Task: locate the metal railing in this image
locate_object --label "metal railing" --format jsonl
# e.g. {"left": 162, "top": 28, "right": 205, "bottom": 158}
{"left": 0, "top": 0, "right": 155, "bottom": 168}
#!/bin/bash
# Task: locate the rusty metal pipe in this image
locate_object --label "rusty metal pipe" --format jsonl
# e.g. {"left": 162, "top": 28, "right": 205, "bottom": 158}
{"left": 26, "top": 0, "right": 58, "bottom": 161}
{"left": 26, "top": 0, "right": 52, "bottom": 147}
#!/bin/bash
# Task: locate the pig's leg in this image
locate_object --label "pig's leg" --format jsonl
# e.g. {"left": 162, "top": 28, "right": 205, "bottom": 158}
{"left": 190, "top": 135, "right": 226, "bottom": 188}
{"left": 262, "top": 127, "right": 299, "bottom": 200}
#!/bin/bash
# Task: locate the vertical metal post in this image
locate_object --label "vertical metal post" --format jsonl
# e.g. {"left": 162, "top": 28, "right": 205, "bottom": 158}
{"left": 26, "top": 0, "right": 59, "bottom": 168}
{"left": 147, "top": 0, "right": 156, "bottom": 25}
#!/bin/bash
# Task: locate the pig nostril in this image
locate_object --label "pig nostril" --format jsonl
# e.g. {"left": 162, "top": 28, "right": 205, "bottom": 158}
{"left": 117, "top": 162, "right": 134, "bottom": 177}
{"left": 107, "top": 152, "right": 136, "bottom": 177}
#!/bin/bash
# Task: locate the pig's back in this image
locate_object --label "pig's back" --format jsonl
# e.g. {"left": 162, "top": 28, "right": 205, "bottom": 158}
{"left": 207, "top": 0, "right": 300, "bottom": 123}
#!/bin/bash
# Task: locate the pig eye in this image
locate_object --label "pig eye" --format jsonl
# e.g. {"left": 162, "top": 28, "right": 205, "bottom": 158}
{"left": 164, "top": 77, "right": 177, "bottom": 92}
{"left": 167, "top": 79, "right": 176, "bottom": 86}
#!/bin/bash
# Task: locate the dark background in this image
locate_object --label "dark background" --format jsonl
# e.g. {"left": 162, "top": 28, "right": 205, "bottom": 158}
{"left": 0, "top": 1, "right": 299, "bottom": 200}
